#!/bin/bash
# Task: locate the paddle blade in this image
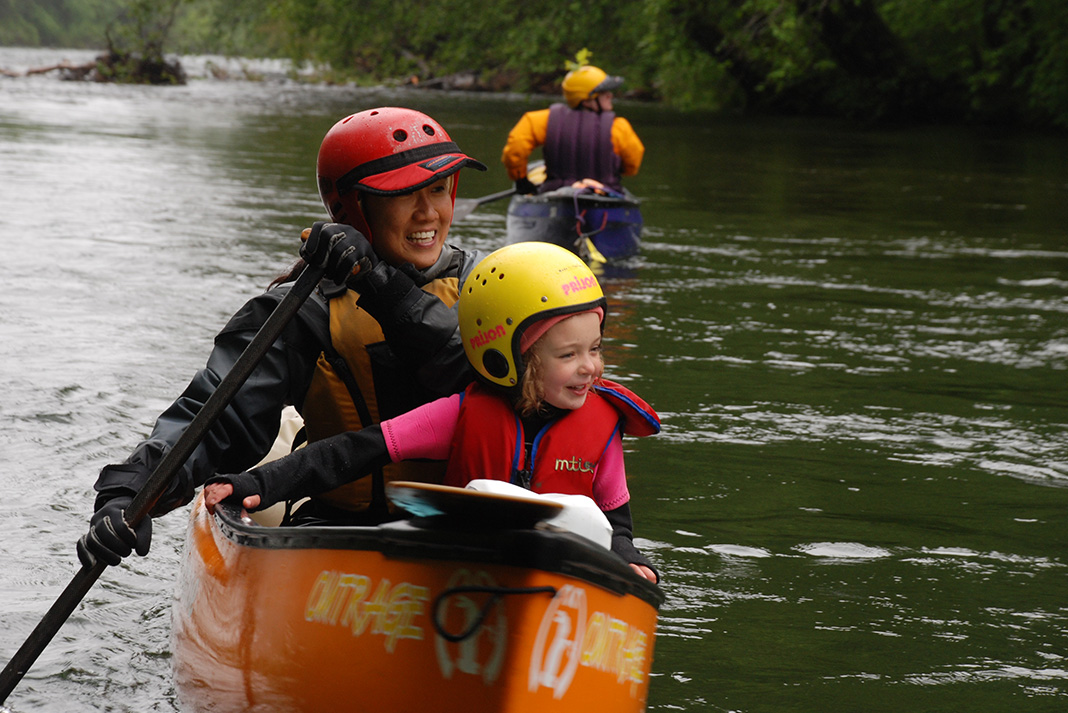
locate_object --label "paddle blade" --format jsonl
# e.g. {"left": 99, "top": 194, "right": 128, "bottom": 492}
{"left": 528, "top": 162, "right": 547, "bottom": 186}
{"left": 452, "top": 187, "right": 517, "bottom": 222}
{"left": 452, "top": 199, "right": 481, "bottom": 222}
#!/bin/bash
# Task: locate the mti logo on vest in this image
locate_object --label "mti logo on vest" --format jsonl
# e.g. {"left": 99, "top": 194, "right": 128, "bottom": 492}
{"left": 554, "top": 456, "right": 594, "bottom": 473}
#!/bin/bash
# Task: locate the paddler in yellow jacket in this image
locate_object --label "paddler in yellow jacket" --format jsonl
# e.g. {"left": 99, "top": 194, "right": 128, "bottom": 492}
{"left": 501, "top": 64, "right": 644, "bottom": 195}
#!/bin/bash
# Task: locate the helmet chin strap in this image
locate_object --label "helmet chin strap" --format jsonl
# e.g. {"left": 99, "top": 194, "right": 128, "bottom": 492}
{"left": 331, "top": 192, "right": 373, "bottom": 244}
{"left": 580, "top": 96, "right": 606, "bottom": 114}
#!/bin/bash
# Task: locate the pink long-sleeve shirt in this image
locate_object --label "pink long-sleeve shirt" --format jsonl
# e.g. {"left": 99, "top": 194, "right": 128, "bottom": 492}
{"left": 380, "top": 393, "right": 631, "bottom": 511}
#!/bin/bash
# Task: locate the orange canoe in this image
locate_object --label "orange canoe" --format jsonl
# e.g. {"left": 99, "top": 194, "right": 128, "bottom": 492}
{"left": 172, "top": 485, "right": 663, "bottom": 712}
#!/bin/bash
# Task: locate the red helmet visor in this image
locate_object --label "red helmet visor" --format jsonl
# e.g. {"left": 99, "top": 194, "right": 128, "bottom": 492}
{"left": 336, "top": 142, "right": 487, "bottom": 197}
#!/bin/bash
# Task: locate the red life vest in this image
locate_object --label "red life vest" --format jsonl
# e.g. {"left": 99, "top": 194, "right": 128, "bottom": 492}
{"left": 444, "top": 379, "right": 659, "bottom": 497}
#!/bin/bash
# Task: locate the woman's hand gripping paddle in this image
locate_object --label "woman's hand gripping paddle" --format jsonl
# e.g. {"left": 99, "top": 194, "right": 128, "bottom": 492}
{"left": 0, "top": 261, "right": 327, "bottom": 703}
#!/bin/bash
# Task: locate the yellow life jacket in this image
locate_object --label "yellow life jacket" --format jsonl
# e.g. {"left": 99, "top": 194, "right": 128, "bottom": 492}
{"left": 302, "top": 278, "right": 459, "bottom": 511}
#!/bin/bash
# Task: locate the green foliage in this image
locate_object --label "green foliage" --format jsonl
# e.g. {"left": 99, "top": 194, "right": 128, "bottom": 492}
{"left": 0, "top": 0, "right": 123, "bottom": 47}
{"left": 96, "top": 0, "right": 187, "bottom": 83}
{"left": 565, "top": 48, "right": 594, "bottom": 71}
{"left": 1028, "top": 0, "right": 1068, "bottom": 126}
{"left": 7, "top": 0, "right": 1068, "bottom": 128}
{"left": 633, "top": 0, "right": 1068, "bottom": 127}
{"left": 203, "top": 0, "right": 654, "bottom": 92}
{"left": 106, "top": 0, "right": 179, "bottom": 56}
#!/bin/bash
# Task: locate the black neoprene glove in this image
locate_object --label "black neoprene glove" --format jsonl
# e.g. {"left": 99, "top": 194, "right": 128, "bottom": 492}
{"left": 353, "top": 260, "right": 422, "bottom": 320}
{"left": 514, "top": 177, "right": 537, "bottom": 195}
{"left": 207, "top": 470, "right": 269, "bottom": 511}
{"left": 604, "top": 502, "right": 660, "bottom": 583}
{"left": 300, "top": 221, "right": 378, "bottom": 286}
{"left": 205, "top": 425, "right": 391, "bottom": 512}
{"left": 77, "top": 496, "right": 152, "bottom": 567}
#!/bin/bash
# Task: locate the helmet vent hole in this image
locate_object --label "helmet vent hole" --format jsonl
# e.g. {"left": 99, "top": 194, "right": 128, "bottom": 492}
{"left": 476, "top": 318, "right": 482, "bottom": 326}
{"left": 423, "top": 124, "right": 435, "bottom": 136}
{"left": 498, "top": 273, "right": 505, "bottom": 280}
{"left": 483, "top": 350, "right": 510, "bottom": 379}
{"left": 393, "top": 129, "right": 408, "bottom": 142}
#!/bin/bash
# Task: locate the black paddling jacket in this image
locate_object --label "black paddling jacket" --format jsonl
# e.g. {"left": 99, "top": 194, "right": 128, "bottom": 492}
{"left": 91, "top": 242, "right": 481, "bottom": 516}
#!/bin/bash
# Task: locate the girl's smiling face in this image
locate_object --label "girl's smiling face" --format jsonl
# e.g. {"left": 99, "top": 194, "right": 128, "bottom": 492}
{"left": 529, "top": 311, "right": 604, "bottom": 411}
{"left": 362, "top": 177, "right": 454, "bottom": 269}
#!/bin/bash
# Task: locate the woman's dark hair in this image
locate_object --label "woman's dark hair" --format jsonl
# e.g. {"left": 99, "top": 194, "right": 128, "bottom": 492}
{"left": 268, "top": 258, "right": 307, "bottom": 290}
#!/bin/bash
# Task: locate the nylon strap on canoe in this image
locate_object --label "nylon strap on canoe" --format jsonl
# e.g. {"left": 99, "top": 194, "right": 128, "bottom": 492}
{"left": 432, "top": 585, "right": 558, "bottom": 642}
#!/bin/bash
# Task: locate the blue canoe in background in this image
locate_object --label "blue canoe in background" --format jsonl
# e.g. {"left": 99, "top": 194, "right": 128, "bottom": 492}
{"left": 505, "top": 184, "right": 643, "bottom": 262}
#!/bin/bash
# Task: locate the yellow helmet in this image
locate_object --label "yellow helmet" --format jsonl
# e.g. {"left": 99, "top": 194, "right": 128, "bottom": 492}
{"left": 561, "top": 65, "right": 624, "bottom": 108}
{"left": 460, "top": 243, "right": 607, "bottom": 389}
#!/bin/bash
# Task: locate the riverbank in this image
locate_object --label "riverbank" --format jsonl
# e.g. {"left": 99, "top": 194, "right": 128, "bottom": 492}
{"left": 0, "top": 47, "right": 650, "bottom": 99}
{"left": 0, "top": 47, "right": 307, "bottom": 83}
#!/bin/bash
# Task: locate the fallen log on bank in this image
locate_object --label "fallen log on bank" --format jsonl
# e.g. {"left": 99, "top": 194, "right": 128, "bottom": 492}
{"left": 9, "top": 51, "right": 185, "bottom": 85}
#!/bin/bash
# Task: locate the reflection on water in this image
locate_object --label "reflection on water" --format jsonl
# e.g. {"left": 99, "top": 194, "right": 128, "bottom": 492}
{"left": 2, "top": 47, "right": 1068, "bottom": 712}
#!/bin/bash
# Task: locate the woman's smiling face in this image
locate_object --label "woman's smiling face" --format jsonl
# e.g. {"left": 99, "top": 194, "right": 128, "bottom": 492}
{"left": 362, "top": 177, "right": 454, "bottom": 269}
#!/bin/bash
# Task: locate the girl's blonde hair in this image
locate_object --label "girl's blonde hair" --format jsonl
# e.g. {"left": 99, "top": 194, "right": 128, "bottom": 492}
{"left": 516, "top": 347, "right": 546, "bottom": 417}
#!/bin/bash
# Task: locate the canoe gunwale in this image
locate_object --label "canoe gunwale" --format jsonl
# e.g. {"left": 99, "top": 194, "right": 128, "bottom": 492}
{"left": 212, "top": 503, "right": 664, "bottom": 609}
{"left": 512, "top": 187, "right": 641, "bottom": 208}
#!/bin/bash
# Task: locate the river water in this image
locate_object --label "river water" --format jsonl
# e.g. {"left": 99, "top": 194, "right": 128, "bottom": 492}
{"left": 1, "top": 47, "right": 1067, "bottom": 712}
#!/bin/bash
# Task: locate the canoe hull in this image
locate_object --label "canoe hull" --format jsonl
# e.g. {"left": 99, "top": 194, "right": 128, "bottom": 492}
{"left": 172, "top": 496, "right": 662, "bottom": 712}
{"left": 505, "top": 190, "right": 643, "bottom": 260}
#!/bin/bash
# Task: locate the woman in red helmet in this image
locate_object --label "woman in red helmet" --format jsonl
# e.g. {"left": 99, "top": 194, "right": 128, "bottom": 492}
{"left": 78, "top": 107, "right": 488, "bottom": 567}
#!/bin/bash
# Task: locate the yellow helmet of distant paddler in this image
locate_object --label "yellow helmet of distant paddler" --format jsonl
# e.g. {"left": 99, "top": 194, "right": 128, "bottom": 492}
{"left": 562, "top": 65, "right": 624, "bottom": 108}
{"left": 459, "top": 243, "right": 606, "bottom": 390}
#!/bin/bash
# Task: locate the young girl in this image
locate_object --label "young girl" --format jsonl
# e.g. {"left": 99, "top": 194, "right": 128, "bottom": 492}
{"left": 204, "top": 242, "right": 661, "bottom": 582}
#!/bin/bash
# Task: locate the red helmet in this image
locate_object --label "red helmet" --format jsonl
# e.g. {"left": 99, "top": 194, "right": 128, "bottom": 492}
{"left": 316, "top": 107, "right": 486, "bottom": 238}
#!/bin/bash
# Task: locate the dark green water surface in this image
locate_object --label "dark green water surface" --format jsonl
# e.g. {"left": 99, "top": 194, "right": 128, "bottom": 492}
{"left": 1, "top": 48, "right": 1066, "bottom": 712}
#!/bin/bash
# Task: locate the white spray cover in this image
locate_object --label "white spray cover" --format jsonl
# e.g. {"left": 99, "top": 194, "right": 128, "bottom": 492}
{"left": 464, "top": 479, "right": 612, "bottom": 550}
